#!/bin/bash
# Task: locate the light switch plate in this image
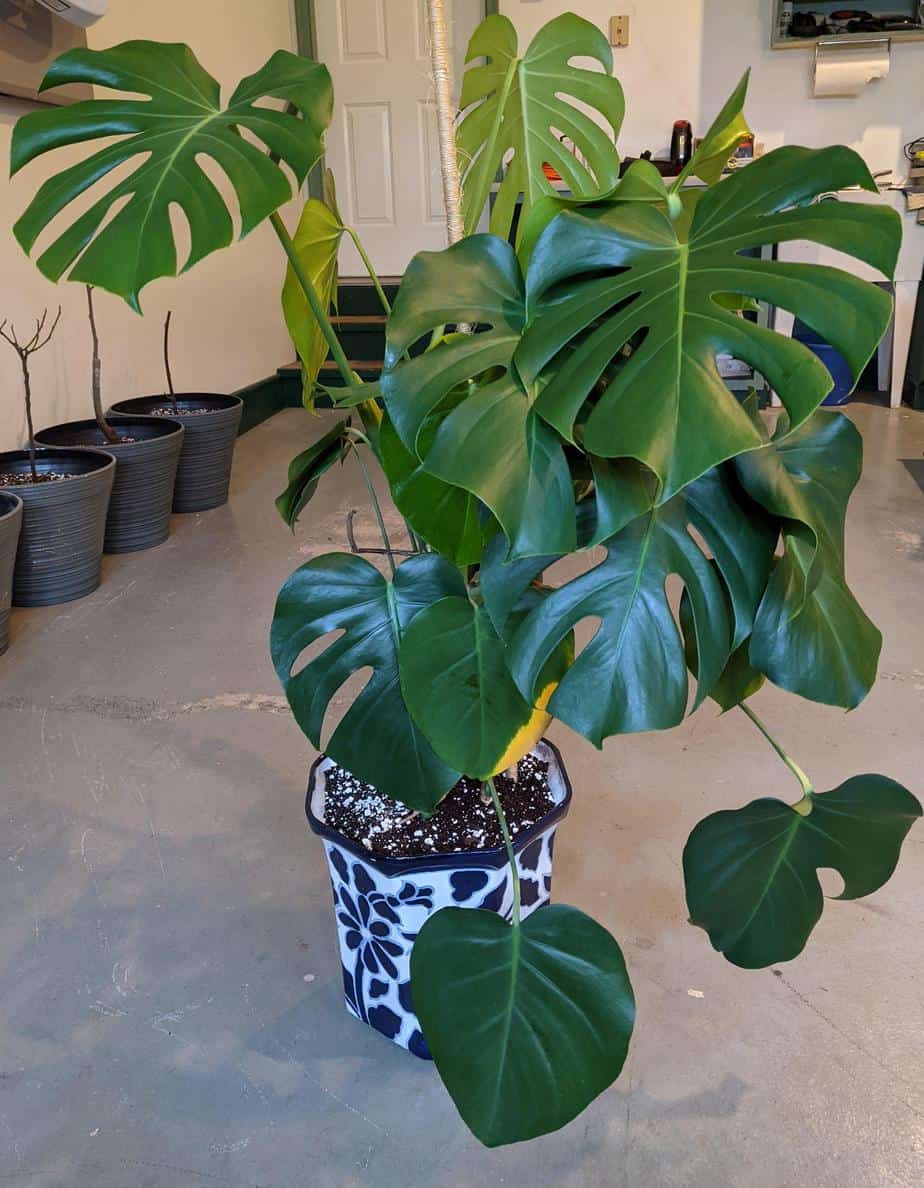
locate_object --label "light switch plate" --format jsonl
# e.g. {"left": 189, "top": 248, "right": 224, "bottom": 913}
{"left": 610, "top": 15, "right": 630, "bottom": 47}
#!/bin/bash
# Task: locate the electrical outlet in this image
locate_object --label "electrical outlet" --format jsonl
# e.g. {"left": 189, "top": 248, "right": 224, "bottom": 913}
{"left": 610, "top": 15, "right": 630, "bottom": 47}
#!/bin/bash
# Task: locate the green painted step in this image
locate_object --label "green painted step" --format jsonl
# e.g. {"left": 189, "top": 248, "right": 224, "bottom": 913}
{"left": 336, "top": 278, "right": 400, "bottom": 317}
{"left": 278, "top": 279, "right": 404, "bottom": 404}
{"left": 330, "top": 313, "right": 387, "bottom": 360}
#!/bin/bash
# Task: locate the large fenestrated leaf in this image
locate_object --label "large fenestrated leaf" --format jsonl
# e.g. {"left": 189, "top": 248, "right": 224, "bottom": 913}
{"left": 684, "top": 775, "right": 921, "bottom": 969}
{"left": 282, "top": 185, "right": 345, "bottom": 408}
{"left": 507, "top": 466, "right": 776, "bottom": 746}
{"left": 457, "top": 14, "right": 624, "bottom": 244}
{"left": 683, "top": 603, "right": 766, "bottom": 712}
{"left": 11, "top": 42, "right": 332, "bottom": 309}
{"left": 270, "top": 553, "right": 464, "bottom": 812}
{"left": 517, "top": 146, "right": 900, "bottom": 500}
{"left": 381, "top": 235, "right": 575, "bottom": 559}
{"left": 411, "top": 903, "right": 635, "bottom": 1147}
{"left": 516, "top": 158, "right": 669, "bottom": 268}
{"left": 478, "top": 457, "right": 657, "bottom": 639}
{"left": 736, "top": 410, "right": 881, "bottom": 708}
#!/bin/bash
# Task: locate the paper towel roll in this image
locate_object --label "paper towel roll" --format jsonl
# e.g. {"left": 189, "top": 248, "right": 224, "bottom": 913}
{"left": 813, "top": 39, "right": 891, "bottom": 98}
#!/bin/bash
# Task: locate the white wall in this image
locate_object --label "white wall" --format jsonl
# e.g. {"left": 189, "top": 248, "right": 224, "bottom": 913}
{"left": 700, "top": 1, "right": 923, "bottom": 178}
{"left": 1, "top": 1, "right": 297, "bottom": 452}
{"left": 502, "top": 0, "right": 922, "bottom": 176}
{"left": 501, "top": 0, "right": 706, "bottom": 160}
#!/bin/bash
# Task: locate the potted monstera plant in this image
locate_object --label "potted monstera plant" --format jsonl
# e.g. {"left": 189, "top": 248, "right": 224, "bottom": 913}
{"left": 11, "top": 13, "right": 920, "bottom": 1150}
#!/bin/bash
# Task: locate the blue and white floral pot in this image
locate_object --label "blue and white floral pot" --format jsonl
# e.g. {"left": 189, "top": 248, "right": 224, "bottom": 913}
{"left": 306, "top": 740, "right": 572, "bottom": 1059}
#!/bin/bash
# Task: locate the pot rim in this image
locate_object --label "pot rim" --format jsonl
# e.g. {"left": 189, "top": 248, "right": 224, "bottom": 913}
{"left": 305, "top": 739, "right": 573, "bottom": 876}
{"left": 0, "top": 491, "right": 23, "bottom": 520}
{"left": 35, "top": 415, "right": 185, "bottom": 444}
{"left": 110, "top": 392, "right": 242, "bottom": 412}
{"left": 0, "top": 448, "right": 117, "bottom": 485}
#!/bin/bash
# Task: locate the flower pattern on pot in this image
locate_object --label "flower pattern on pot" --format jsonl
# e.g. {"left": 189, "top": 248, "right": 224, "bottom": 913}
{"left": 322, "top": 822, "right": 560, "bottom": 1059}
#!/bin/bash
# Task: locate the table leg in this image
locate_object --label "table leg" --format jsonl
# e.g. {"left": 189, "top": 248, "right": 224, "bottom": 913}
{"left": 890, "top": 282, "right": 918, "bottom": 408}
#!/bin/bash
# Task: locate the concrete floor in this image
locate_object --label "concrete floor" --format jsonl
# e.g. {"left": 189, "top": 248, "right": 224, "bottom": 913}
{"left": 1, "top": 402, "right": 923, "bottom": 1187}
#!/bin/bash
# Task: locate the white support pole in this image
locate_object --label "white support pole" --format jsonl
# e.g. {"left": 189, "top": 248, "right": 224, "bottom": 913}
{"left": 426, "top": 0, "right": 465, "bottom": 247}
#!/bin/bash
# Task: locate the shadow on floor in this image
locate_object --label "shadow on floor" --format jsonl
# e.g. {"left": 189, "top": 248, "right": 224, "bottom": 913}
{"left": 900, "top": 457, "right": 924, "bottom": 496}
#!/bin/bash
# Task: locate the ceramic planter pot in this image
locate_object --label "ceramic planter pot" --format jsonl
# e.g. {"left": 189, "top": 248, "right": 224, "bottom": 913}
{"left": 0, "top": 493, "right": 23, "bottom": 654}
{"left": 108, "top": 394, "right": 243, "bottom": 513}
{"left": 36, "top": 417, "right": 184, "bottom": 554}
{"left": 0, "top": 449, "right": 115, "bottom": 608}
{"left": 307, "top": 739, "right": 572, "bottom": 1059}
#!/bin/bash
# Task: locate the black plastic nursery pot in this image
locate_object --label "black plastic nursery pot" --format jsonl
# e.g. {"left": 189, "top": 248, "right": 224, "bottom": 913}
{"left": 0, "top": 492, "right": 23, "bottom": 653}
{"left": 35, "top": 417, "right": 184, "bottom": 554}
{"left": 109, "top": 394, "right": 243, "bottom": 513}
{"left": 305, "top": 740, "right": 572, "bottom": 1059}
{"left": 0, "top": 449, "right": 115, "bottom": 608}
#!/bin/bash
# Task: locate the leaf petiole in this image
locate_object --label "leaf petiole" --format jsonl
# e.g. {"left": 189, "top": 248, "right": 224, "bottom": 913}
{"left": 345, "top": 226, "right": 392, "bottom": 316}
{"left": 739, "top": 702, "right": 814, "bottom": 811}
{"left": 485, "top": 776, "right": 521, "bottom": 926}
{"left": 350, "top": 442, "right": 396, "bottom": 577}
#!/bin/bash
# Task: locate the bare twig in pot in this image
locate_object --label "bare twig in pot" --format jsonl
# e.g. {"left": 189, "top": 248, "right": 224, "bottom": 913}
{"left": 0, "top": 306, "right": 62, "bottom": 480}
{"left": 163, "top": 309, "right": 178, "bottom": 413}
{"left": 85, "top": 286, "right": 119, "bottom": 444}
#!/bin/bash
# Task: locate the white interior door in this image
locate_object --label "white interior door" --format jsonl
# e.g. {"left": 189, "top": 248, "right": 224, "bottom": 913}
{"left": 314, "top": 0, "right": 483, "bottom": 277}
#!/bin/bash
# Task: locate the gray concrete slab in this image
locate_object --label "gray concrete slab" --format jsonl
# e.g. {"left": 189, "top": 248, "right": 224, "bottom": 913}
{"left": 1, "top": 403, "right": 923, "bottom": 1188}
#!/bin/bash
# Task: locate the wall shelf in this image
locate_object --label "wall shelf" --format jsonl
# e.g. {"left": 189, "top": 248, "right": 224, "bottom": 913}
{"left": 771, "top": 0, "right": 924, "bottom": 49}
{"left": 772, "top": 28, "right": 924, "bottom": 49}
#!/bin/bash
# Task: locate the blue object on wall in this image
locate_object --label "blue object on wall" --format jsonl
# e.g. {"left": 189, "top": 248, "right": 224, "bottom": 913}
{"left": 792, "top": 318, "right": 854, "bottom": 407}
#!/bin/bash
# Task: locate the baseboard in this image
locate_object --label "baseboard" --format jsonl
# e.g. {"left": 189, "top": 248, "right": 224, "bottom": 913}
{"left": 234, "top": 371, "right": 303, "bottom": 435}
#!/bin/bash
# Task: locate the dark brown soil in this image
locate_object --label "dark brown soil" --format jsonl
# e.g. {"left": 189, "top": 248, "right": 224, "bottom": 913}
{"left": 322, "top": 753, "right": 554, "bottom": 857}
{"left": 0, "top": 471, "right": 73, "bottom": 486}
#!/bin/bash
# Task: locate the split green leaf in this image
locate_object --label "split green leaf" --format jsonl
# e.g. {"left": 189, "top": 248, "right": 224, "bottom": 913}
{"left": 684, "top": 775, "right": 922, "bottom": 968}
{"left": 12, "top": 42, "right": 333, "bottom": 310}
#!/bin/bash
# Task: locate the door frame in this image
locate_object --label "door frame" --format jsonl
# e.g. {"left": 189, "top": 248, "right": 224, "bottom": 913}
{"left": 293, "top": 0, "right": 498, "bottom": 197}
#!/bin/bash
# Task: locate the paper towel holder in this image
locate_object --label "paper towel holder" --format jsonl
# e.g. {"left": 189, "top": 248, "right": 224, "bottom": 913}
{"left": 813, "top": 36, "right": 891, "bottom": 98}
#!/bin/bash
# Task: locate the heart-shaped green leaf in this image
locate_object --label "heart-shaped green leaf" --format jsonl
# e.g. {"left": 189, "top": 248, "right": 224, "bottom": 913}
{"left": 411, "top": 904, "right": 635, "bottom": 1147}
{"left": 275, "top": 418, "right": 352, "bottom": 531}
{"left": 684, "top": 775, "right": 921, "bottom": 969}
{"left": 282, "top": 189, "right": 345, "bottom": 408}
{"left": 458, "top": 14, "right": 624, "bottom": 243}
{"left": 382, "top": 236, "right": 575, "bottom": 559}
{"left": 399, "top": 596, "right": 538, "bottom": 779}
{"left": 271, "top": 553, "right": 464, "bottom": 811}
{"left": 737, "top": 410, "right": 881, "bottom": 708}
{"left": 517, "top": 146, "right": 899, "bottom": 499}
{"left": 12, "top": 42, "right": 332, "bottom": 309}
{"left": 508, "top": 465, "right": 776, "bottom": 745}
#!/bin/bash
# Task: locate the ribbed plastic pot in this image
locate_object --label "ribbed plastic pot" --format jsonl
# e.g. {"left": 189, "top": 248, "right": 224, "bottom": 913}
{"left": 109, "top": 395, "right": 243, "bottom": 512}
{"left": 35, "top": 417, "right": 184, "bottom": 554}
{"left": 0, "top": 449, "right": 115, "bottom": 608}
{"left": 0, "top": 492, "right": 23, "bottom": 654}
{"left": 306, "top": 739, "right": 572, "bottom": 1059}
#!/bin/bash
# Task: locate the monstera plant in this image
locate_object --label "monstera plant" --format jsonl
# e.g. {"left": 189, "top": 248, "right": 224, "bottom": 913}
{"left": 11, "top": 12, "right": 920, "bottom": 1150}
